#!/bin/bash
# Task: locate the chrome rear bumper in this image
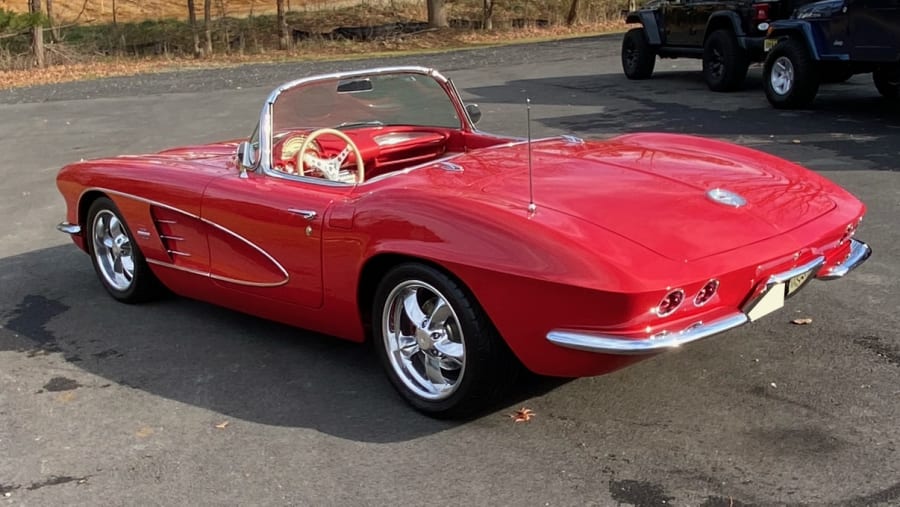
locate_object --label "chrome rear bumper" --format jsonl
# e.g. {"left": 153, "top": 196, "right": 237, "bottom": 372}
{"left": 547, "top": 239, "right": 871, "bottom": 355}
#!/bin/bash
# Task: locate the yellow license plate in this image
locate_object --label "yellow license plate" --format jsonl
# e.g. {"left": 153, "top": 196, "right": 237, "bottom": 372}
{"left": 764, "top": 39, "right": 777, "bottom": 52}
{"left": 787, "top": 270, "right": 812, "bottom": 296}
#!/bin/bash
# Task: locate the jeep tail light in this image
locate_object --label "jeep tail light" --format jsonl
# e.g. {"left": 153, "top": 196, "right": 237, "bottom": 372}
{"left": 656, "top": 289, "right": 685, "bottom": 317}
{"left": 693, "top": 279, "right": 719, "bottom": 307}
{"left": 753, "top": 3, "right": 770, "bottom": 20}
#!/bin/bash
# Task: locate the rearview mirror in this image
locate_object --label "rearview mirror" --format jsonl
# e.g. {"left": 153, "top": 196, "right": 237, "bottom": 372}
{"left": 466, "top": 103, "right": 482, "bottom": 124}
{"left": 337, "top": 78, "right": 374, "bottom": 93}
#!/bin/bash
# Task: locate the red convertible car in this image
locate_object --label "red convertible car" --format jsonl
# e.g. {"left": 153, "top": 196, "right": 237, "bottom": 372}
{"left": 56, "top": 66, "right": 871, "bottom": 417}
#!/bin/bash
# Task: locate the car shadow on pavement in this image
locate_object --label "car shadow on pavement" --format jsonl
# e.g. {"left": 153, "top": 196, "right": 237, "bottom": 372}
{"left": 0, "top": 245, "right": 567, "bottom": 443}
{"left": 466, "top": 72, "right": 900, "bottom": 172}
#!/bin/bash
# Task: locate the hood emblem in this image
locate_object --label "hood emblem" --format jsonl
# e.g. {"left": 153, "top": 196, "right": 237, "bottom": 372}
{"left": 706, "top": 188, "right": 747, "bottom": 208}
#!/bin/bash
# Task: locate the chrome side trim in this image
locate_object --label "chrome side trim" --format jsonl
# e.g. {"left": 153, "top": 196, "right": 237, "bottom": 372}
{"left": 547, "top": 313, "right": 749, "bottom": 355}
{"left": 818, "top": 239, "right": 871, "bottom": 280}
{"left": 81, "top": 188, "right": 290, "bottom": 287}
{"left": 57, "top": 222, "right": 82, "bottom": 235}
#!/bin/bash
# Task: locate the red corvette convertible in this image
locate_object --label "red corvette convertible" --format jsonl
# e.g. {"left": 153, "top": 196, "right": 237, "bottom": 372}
{"left": 56, "top": 66, "right": 871, "bottom": 417}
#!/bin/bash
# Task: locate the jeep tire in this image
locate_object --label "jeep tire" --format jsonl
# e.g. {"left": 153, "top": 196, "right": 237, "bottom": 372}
{"left": 622, "top": 27, "right": 656, "bottom": 80}
{"left": 703, "top": 29, "right": 749, "bottom": 91}
{"left": 764, "top": 38, "right": 819, "bottom": 109}
{"left": 873, "top": 68, "right": 900, "bottom": 99}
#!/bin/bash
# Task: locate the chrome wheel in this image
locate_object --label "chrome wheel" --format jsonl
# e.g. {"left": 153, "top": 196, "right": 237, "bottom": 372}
{"left": 770, "top": 56, "right": 795, "bottom": 96}
{"left": 382, "top": 280, "right": 466, "bottom": 401}
{"left": 91, "top": 209, "right": 135, "bottom": 292}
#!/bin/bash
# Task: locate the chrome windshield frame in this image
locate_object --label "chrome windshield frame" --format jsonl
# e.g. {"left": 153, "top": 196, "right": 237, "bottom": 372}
{"left": 252, "top": 66, "right": 474, "bottom": 179}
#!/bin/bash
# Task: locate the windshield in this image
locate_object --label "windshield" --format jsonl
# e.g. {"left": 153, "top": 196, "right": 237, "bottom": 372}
{"left": 272, "top": 72, "right": 463, "bottom": 133}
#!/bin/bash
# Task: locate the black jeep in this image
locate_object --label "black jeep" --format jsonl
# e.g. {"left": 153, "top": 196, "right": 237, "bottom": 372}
{"left": 622, "top": 0, "right": 800, "bottom": 91}
{"left": 763, "top": 0, "right": 900, "bottom": 108}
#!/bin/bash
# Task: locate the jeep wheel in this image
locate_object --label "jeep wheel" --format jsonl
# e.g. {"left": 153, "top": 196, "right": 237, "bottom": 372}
{"left": 622, "top": 27, "right": 656, "bottom": 80}
{"left": 703, "top": 29, "right": 749, "bottom": 92}
{"left": 764, "top": 39, "right": 819, "bottom": 109}
{"left": 873, "top": 68, "right": 900, "bottom": 99}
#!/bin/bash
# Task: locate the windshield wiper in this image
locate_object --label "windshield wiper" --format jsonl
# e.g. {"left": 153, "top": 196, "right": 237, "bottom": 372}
{"left": 336, "top": 120, "right": 385, "bottom": 129}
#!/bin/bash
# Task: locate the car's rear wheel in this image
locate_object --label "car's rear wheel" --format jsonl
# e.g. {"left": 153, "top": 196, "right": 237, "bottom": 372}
{"left": 372, "top": 263, "right": 518, "bottom": 418}
{"left": 87, "top": 197, "right": 161, "bottom": 303}
{"left": 764, "top": 39, "right": 819, "bottom": 109}
{"left": 873, "top": 68, "right": 900, "bottom": 99}
{"left": 622, "top": 27, "right": 656, "bottom": 80}
{"left": 702, "top": 29, "right": 749, "bottom": 91}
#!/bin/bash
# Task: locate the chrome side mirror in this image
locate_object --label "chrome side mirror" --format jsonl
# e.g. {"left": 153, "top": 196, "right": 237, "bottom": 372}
{"left": 236, "top": 141, "right": 256, "bottom": 177}
{"left": 466, "top": 103, "right": 482, "bottom": 124}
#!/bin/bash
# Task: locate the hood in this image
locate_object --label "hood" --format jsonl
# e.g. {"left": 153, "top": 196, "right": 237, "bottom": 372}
{"left": 794, "top": 0, "right": 845, "bottom": 19}
{"left": 471, "top": 134, "right": 836, "bottom": 262}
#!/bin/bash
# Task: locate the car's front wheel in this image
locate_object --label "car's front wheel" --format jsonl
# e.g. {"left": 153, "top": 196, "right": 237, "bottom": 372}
{"left": 873, "top": 68, "right": 900, "bottom": 99}
{"left": 87, "top": 197, "right": 161, "bottom": 303}
{"left": 621, "top": 27, "right": 656, "bottom": 80}
{"left": 372, "top": 263, "right": 518, "bottom": 418}
{"left": 764, "top": 38, "right": 819, "bottom": 109}
{"left": 703, "top": 29, "right": 749, "bottom": 91}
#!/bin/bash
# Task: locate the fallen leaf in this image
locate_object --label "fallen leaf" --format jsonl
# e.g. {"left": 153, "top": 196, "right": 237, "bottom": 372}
{"left": 215, "top": 421, "right": 230, "bottom": 429}
{"left": 510, "top": 408, "right": 535, "bottom": 423}
{"left": 792, "top": 318, "right": 813, "bottom": 325}
{"left": 135, "top": 426, "right": 154, "bottom": 438}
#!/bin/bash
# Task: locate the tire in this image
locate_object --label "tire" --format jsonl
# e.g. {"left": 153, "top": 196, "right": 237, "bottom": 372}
{"left": 372, "top": 263, "right": 519, "bottom": 418}
{"left": 86, "top": 197, "right": 161, "bottom": 303}
{"left": 763, "top": 38, "right": 820, "bottom": 109}
{"left": 873, "top": 68, "right": 900, "bottom": 99}
{"left": 703, "top": 29, "right": 749, "bottom": 92}
{"left": 622, "top": 27, "right": 656, "bottom": 80}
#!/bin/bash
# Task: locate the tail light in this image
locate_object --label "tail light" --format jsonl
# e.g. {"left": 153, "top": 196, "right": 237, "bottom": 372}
{"left": 693, "top": 279, "right": 719, "bottom": 307}
{"left": 656, "top": 289, "right": 685, "bottom": 317}
{"left": 753, "top": 3, "right": 770, "bottom": 20}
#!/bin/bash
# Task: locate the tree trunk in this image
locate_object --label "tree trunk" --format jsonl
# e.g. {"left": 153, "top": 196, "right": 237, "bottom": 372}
{"left": 426, "top": 0, "right": 447, "bottom": 28}
{"left": 112, "top": 0, "right": 117, "bottom": 25}
{"left": 204, "top": 0, "right": 213, "bottom": 56}
{"left": 276, "top": 0, "right": 289, "bottom": 50}
{"left": 566, "top": 0, "right": 580, "bottom": 26}
{"left": 187, "top": 0, "right": 201, "bottom": 58}
{"left": 29, "top": 0, "right": 44, "bottom": 68}
{"left": 483, "top": 0, "right": 492, "bottom": 30}
{"left": 45, "top": 0, "right": 60, "bottom": 42}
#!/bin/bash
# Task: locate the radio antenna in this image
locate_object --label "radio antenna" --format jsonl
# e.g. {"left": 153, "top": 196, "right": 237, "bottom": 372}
{"left": 527, "top": 98, "right": 536, "bottom": 215}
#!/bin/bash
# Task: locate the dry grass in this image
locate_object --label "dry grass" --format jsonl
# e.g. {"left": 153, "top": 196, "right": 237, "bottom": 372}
{"left": 0, "top": 0, "right": 627, "bottom": 90}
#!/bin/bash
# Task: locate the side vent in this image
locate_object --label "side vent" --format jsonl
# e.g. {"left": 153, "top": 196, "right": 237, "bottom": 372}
{"left": 150, "top": 207, "right": 191, "bottom": 261}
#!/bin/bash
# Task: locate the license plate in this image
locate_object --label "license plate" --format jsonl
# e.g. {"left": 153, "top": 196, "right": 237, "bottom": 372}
{"left": 787, "top": 270, "right": 812, "bottom": 296}
{"left": 764, "top": 38, "right": 777, "bottom": 52}
{"left": 747, "top": 282, "right": 785, "bottom": 322}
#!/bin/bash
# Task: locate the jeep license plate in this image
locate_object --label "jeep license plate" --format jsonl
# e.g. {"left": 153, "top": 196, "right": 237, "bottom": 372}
{"left": 764, "top": 39, "right": 777, "bottom": 52}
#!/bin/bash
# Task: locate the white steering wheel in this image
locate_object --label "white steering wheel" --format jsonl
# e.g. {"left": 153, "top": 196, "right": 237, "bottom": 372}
{"left": 297, "top": 128, "right": 365, "bottom": 183}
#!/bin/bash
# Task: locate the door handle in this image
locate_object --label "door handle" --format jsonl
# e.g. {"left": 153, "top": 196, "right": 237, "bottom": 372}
{"left": 288, "top": 209, "right": 318, "bottom": 221}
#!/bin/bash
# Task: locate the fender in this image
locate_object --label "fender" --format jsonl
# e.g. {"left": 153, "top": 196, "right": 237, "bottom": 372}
{"left": 768, "top": 20, "right": 848, "bottom": 61}
{"left": 626, "top": 10, "right": 663, "bottom": 45}
{"left": 705, "top": 11, "right": 747, "bottom": 40}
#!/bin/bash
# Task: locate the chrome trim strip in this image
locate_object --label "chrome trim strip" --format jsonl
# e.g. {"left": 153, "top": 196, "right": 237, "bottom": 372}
{"left": 146, "top": 259, "right": 290, "bottom": 288}
{"left": 818, "top": 239, "right": 871, "bottom": 280}
{"left": 547, "top": 313, "right": 749, "bottom": 355}
{"left": 57, "top": 222, "right": 82, "bottom": 235}
{"left": 167, "top": 250, "right": 191, "bottom": 257}
{"left": 160, "top": 234, "right": 184, "bottom": 241}
{"left": 146, "top": 259, "right": 209, "bottom": 278}
{"left": 155, "top": 218, "right": 178, "bottom": 224}
{"left": 81, "top": 188, "right": 290, "bottom": 287}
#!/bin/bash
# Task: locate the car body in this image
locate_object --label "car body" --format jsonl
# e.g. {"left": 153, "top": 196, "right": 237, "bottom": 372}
{"left": 763, "top": 0, "right": 900, "bottom": 108}
{"left": 621, "top": 0, "right": 804, "bottom": 91}
{"left": 56, "top": 66, "right": 871, "bottom": 417}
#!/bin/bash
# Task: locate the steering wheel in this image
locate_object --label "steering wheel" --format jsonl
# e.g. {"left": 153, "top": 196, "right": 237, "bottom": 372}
{"left": 297, "top": 128, "right": 365, "bottom": 184}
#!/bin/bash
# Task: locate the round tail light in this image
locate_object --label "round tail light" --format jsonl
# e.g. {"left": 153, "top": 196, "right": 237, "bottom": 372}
{"left": 656, "top": 289, "right": 685, "bottom": 317}
{"left": 693, "top": 279, "right": 719, "bottom": 307}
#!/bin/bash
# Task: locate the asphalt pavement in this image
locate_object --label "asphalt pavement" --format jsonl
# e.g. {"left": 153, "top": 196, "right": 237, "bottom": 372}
{"left": 1, "top": 34, "right": 898, "bottom": 506}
